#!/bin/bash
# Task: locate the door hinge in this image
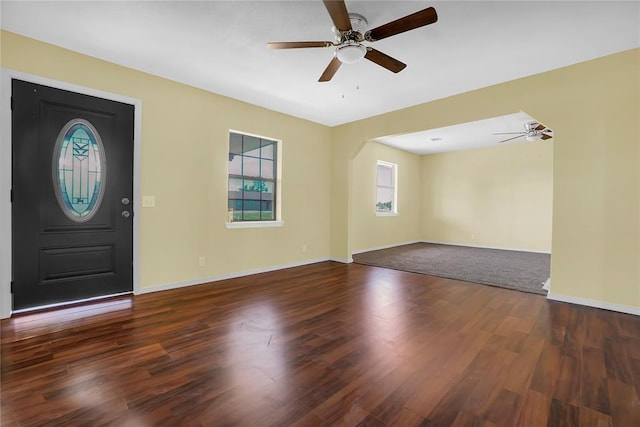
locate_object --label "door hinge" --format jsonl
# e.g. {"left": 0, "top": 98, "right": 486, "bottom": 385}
{"left": 10, "top": 281, "right": 14, "bottom": 294}
{"left": 10, "top": 189, "right": 13, "bottom": 203}
{"left": 10, "top": 96, "right": 13, "bottom": 111}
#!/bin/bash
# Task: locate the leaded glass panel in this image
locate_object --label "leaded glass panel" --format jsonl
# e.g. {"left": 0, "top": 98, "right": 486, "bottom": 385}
{"left": 53, "top": 119, "right": 106, "bottom": 222}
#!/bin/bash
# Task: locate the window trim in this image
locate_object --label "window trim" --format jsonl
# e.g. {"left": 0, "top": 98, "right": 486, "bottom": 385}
{"left": 375, "top": 160, "right": 398, "bottom": 216}
{"left": 226, "top": 130, "right": 283, "bottom": 228}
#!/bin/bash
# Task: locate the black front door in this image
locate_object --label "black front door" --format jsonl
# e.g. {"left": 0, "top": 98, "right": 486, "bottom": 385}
{"left": 12, "top": 79, "right": 134, "bottom": 311}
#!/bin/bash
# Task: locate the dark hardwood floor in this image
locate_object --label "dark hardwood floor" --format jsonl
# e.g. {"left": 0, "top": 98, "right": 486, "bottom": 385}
{"left": 2, "top": 262, "right": 639, "bottom": 426}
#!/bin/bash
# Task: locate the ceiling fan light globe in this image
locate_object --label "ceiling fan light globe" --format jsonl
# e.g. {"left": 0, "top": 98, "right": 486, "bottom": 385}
{"left": 336, "top": 44, "right": 366, "bottom": 64}
{"left": 526, "top": 134, "right": 543, "bottom": 142}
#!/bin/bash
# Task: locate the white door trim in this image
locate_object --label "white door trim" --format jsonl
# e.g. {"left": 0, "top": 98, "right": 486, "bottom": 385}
{"left": 0, "top": 68, "right": 142, "bottom": 319}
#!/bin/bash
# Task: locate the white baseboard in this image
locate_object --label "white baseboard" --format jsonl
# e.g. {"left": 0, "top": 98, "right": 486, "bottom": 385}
{"left": 547, "top": 293, "right": 640, "bottom": 316}
{"left": 330, "top": 257, "right": 353, "bottom": 264}
{"left": 351, "top": 240, "right": 421, "bottom": 255}
{"left": 420, "top": 240, "right": 551, "bottom": 254}
{"left": 136, "top": 257, "right": 330, "bottom": 295}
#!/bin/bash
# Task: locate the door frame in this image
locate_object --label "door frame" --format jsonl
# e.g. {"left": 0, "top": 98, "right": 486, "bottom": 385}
{"left": 1, "top": 68, "right": 142, "bottom": 318}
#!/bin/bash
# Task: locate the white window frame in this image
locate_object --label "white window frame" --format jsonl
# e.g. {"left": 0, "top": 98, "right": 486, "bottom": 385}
{"left": 376, "top": 160, "right": 398, "bottom": 216}
{"left": 226, "top": 130, "right": 283, "bottom": 229}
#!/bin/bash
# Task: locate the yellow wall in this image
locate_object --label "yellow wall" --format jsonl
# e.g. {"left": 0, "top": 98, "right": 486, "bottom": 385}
{"left": 333, "top": 48, "right": 639, "bottom": 310}
{"left": 1, "top": 31, "right": 332, "bottom": 289}
{"left": 351, "top": 141, "right": 422, "bottom": 253}
{"left": 3, "top": 30, "right": 639, "bottom": 312}
{"left": 421, "top": 142, "right": 553, "bottom": 252}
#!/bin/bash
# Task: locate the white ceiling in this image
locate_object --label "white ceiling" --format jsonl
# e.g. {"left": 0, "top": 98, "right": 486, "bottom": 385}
{"left": 374, "top": 111, "right": 548, "bottom": 155}
{"left": 1, "top": 1, "right": 638, "bottom": 152}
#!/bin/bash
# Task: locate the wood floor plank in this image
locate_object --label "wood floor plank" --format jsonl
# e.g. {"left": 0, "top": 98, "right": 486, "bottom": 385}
{"left": 422, "top": 349, "right": 497, "bottom": 425}
{"left": 606, "top": 379, "right": 640, "bottom": 426}
{"left": 484, "top": 388, "right": 522, "bottom": 426}
{"left": 515, "top": 389, "right": 551, "bottom": 427}
{"left": 580, "top": 406, "right": 614, "bottom": 427}
{"left": 547, "top": 398, "right": 580, "bottom": 426}
{"left": 553, "top": 355, "right": 582, "bottom": 407}
{"left": 529, "top": 342, "right": 563, "bottom": 396}
{"left": 581, "top": 347, "right": 613, "bottom": 415}
{"left": 2, "top": 261, "right": 640, "bottom": 426}
{"left": 502, "top": 334, "right": 545, "bottom": 395}
{"left": 463, "top": 350, "right": 519, "bottom": 417}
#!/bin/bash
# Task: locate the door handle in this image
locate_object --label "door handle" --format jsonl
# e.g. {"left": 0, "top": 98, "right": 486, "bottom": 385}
{"left": 121, "top": 210, "right": 131, "bottom": 218}
{"left": 121, "top": 197, "right": 130, "bottom": 205}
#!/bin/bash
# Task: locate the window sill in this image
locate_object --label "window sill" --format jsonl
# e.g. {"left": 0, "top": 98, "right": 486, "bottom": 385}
{"left": 376, "top": 212, "right": 398, "bottom": 217}
{"left": 225, "top": 221, "right": 284, "bottom": 229}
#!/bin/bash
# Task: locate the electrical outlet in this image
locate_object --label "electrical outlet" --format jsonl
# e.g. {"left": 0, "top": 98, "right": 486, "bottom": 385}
{"left": 471, "top": 233, "right": 476, "bottom": 240}
{"left": 302, "top": 244, "right": 307, "bottom": 253}
{"left": 198, "top": 256, "right": 206, "bottom": 267}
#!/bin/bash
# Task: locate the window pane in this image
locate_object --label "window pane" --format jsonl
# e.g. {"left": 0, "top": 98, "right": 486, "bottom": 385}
{"left": 230, "top": 133, "right": 243, "bottom": 155}
{"left": 228, "top": 178, "right": 243, "bottom": 192}
{"left": 242, "top": 156, "right": 260, "bottom": 178}
{"left": 242, "top": 179, "right": 268, "bottom": 193}
{"left": 260, "top": 181, "right": 274, "bottom": 197}
{"left": 261, "top": 159, "right": 274, "bottom": 179}
{"left": 233, "top": 200, "right": 244, "bottom": 221}
{"left": 229, "top": 199, "right": 242, "bottom": 220}
{"left": 228, "top": 153, "right": 242, "bottom": 175}
{"left": 261, "top": 142, "right": 274, "bottom": 160}
{"left": 242, "top": 196, "right": 261, "bottom": 220}
{"left": 261, "top": 205, "right": 274, "bottom": 220}
{"left": 228, "top": 199, "right": 241, "bottom": 210}
{"left": 243, "top": 135, "right": 261, "bottom": 157}
{"left": 377, "top": 164, "right": 392, "bottom": 187}
{"left": 376, "top": 187, "right": 393, "bottom": 212}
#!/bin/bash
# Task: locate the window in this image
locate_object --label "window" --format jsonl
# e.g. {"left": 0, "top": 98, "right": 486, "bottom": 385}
{"left": 376, "top": 160, "right": 397, "bottom": 215}
{"left": 53, "top": 119, "right": 106, "bottom": 222}
{"left": 227, "top": 131, "right": 281, "bottom": 225}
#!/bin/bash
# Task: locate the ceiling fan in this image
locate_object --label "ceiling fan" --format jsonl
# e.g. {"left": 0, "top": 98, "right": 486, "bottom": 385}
{"left": 494, "top": 122, "right": 554, "bottom": 143}
{"left": 267, "top": 0, "right": 438, "bottom": 82}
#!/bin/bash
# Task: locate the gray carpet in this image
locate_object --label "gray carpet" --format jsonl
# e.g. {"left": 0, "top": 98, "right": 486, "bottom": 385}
{"left": 353, "top": 242, "right": 550, "bottom": 295}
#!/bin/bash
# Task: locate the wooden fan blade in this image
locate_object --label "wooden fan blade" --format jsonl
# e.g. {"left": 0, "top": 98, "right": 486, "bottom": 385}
{"left": 365, "top": 7, "right": 438, "bottom": 41}
{"left": 319, "top": 57, "right": 342, "bottom": 82}
{"left": 364, "top": 48, "right": 406, "bottom": 73}
{"left": 534, "top": 124, "right": 546, "bottom": 131}
{"left": 323, "top": 0, "right": 351, "bottom": 32}
{"left": 267, "top": 41, "right": 333, "bottom": 49}
{"left": 499, "top": 135, "right": 525, "bottom": 143}
{"left": 541, "top": 134, "right": 552, "bottom": 140}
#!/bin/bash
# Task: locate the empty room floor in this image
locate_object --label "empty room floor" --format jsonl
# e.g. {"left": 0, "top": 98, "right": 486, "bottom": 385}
{"left": 2, "top": 262, "right": 639, "bottom": 425}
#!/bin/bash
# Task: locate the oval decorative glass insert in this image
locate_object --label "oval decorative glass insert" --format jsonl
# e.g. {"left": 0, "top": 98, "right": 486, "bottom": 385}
{"left": 52, "top": 119, "right": 106, "bottom": 222}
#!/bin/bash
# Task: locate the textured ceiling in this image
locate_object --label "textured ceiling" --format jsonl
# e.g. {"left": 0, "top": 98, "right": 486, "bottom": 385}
{"left": 2, "top": 1, "right": 638, "bottom": 151}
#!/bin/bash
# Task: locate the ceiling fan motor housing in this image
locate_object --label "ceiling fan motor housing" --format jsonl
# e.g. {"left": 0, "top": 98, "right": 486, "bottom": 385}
{"left": 525, "top": 121, "right": 540, "bottom": 131}
{"left": 332, "top": 14, "right": 369, "bottom": 63}
{"left": 332, "top": 13, "right": 368, "bottom": 43}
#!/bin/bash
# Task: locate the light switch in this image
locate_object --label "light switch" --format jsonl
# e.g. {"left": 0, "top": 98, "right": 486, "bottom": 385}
{"left": 142, "top": 195, "right": 156, "bottom": 208}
